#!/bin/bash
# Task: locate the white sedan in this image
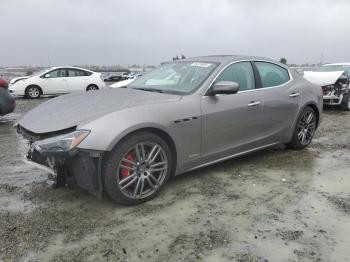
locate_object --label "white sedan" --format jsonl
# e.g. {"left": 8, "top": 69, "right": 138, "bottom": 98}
{"left": 9, "top": 67, "right": 105, "bottom": 98}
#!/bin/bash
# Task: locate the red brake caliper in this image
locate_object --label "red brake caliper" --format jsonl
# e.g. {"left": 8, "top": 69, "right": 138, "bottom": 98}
{"left": 121, "top": 153, "right": 135, "bottom": 178}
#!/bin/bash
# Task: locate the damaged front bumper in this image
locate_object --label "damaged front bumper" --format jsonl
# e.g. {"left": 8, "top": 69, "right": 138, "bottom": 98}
{"left": 25, "top": 145, "right": 104, "bottom": 197}
{"left": 322, "top": 80, "right": 349, "bottom": 106}
{"left": 16, "top": 124, "right": 105, "bottom": 197}
{"left": 323, "top": 94, "right": 344, "bottom": 105}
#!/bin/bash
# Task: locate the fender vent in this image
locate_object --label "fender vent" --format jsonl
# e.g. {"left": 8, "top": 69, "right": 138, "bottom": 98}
{"left": 174, "top": 116, "right": 199, "bottom": 124}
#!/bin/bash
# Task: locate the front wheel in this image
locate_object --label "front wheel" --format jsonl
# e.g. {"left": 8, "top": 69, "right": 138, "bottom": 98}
{"left": 25, "top": 86, "right": 41, "bottom": 99}
{"left": 287, "top": 107, "right": 317, "bottom": 150}
{"left": 102, "top": 132, "right": 173, "bottom": 205}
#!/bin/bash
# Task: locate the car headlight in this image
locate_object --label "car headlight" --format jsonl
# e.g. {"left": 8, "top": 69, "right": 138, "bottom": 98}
{"left": 33, "top": 130, "right": 90, "bottom": 153}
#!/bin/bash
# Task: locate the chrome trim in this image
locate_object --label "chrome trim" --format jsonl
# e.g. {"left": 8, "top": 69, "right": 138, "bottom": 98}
{"left": 247, "top": 101, "right": 261, "bottom": 107}
{"left": 289, "top": 92, "right": 300, "bottom": 97}
{"left": 187, "top": 142, "right": 280, "bottom": 172}
{"left": 202, "top": 59, "right": 293, "bottom": 97}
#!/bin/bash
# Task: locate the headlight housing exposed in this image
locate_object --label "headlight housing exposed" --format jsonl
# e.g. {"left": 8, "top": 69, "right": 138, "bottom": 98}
{"left": 33, "top": 130, "right": 90, "bottom": 153}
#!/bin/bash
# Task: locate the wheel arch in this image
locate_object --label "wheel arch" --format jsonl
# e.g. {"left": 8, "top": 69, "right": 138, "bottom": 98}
{"left": 306, "top": 103, "right": 320, "bottom": 128}
{"left": 107, "top": 126, "right": 178, "bottom": 176}
{"left": 86, "top": 84, "right": 99, "bottom": 91}
{"left": 287, "top": 101, "right": 321, "bottom": 143}
{"left": 25, "top": 84, "right": 43, "bottom": 95}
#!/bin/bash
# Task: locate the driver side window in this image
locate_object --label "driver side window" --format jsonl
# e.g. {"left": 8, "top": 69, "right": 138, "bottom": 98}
{"left": 46, "top": 69, "right": 67, "bottom": 78}
{"left": 215, "top": 62, "right": 255, "bottom": 91}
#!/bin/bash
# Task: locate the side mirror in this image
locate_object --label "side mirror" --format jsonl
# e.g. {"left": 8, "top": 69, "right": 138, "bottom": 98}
{"left": 44, "top": 74, "right": 50, "bottom": 78}
{"left": 207, "top": 81, "right": 239, "bottom": 96}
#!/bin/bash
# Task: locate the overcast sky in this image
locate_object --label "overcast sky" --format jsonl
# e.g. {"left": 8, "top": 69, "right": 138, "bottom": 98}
{"left": 0, "top": 0, "right": 349, "bottom": 66}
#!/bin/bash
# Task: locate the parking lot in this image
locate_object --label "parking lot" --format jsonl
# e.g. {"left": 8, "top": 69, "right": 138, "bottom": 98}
{"left": 0, "top": 98, "right": 349, "bottom": 261}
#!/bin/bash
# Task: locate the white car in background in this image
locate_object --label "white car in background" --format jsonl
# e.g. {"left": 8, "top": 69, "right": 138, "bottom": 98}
{"left": 110, "top": 73, "right": 143, "bottom": 88}
{"left": 9, "top": 67, "right": 105, "bottom": 98}
{"left": 304, "top": 63, "right": 350, "bottom": 110}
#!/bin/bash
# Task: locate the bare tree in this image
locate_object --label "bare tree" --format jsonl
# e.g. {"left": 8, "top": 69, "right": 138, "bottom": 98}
{"left": 279, "top": 57, "right": 287, "bottom": 65}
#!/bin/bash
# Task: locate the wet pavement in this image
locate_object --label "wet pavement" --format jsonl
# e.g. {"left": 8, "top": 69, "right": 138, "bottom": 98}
{"left": 0, "top": 98, "right": 349, "bottom": 261}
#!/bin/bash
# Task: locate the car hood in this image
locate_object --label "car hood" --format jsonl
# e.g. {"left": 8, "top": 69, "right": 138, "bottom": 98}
{"left": 9, "top": 77, "right": 28, "bottom": 85}
{"left": 303, "top": 71, "right": 345, "bottom": 86}
{"left": 17, "top": 88, "right": 181, "bottom": 134}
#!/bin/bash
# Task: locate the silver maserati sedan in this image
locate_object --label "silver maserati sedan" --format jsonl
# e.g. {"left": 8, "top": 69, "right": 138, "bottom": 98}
{"left": 16, "top": 55, "right": 323, "bottom": 205}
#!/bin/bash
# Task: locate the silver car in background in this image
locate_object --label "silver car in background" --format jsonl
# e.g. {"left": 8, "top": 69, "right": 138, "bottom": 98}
{"left": 16, "top": 55, "right": 323, "bottom": 205}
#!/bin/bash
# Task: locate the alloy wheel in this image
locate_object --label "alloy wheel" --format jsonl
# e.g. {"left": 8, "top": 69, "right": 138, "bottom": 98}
{"left": 297, "top": 110, "right": 316, "bottom": 145}
{"left": 28, "top": 87, "right": 40, "bottom": 98}
{"left": 87, "top": 85, "right": 97, "bottom": 91}
{"left": 117, "top": 142, "right": 168, "bottom": 199}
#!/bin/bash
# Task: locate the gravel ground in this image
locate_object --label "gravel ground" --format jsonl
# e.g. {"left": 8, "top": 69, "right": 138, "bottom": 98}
{"left": 0, "top": 98, "right": 349, "bottom": 262}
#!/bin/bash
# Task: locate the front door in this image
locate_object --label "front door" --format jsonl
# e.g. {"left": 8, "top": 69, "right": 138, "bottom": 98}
{"left": 201, "top": 61, "right": 264, "bottom": 161}
{"left": 42, "top": 69, "right": 69, "bottom": 94}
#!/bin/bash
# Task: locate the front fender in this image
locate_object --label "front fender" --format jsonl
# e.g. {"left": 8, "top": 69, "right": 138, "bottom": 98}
{"left": 77, "top": 107, "right": 178, "bottom": 151}
{"left": 77, "top": 98, "right": 202, "bottom": 172}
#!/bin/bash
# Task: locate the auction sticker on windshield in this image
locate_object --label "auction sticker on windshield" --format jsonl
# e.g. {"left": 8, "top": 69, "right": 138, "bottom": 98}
{"left": 191, "top": 62, "right": 212, "bottom": 68}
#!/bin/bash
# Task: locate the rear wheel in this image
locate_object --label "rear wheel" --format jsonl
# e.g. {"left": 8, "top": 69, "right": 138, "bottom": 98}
{"left": 25, "top": 86, "right": 41, "bottom": 99}
{"left": 340, "top": 93, "right": 350, "bottom": 111}
{"left": 287, "top": 107, "right": 317, "bottom": 150}
{"left": 102, "top": 132, "right": 173, "bottom": 205}
{"left": 86, "top": 84, "right": 98, "bottom": 91}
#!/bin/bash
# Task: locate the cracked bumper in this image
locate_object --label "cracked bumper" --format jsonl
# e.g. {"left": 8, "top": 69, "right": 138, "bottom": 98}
{"left": 26, "top": 145, "right": 104, "bottom": 197}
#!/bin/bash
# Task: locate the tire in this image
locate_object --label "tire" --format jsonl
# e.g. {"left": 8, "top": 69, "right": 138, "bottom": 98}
{"left": 287, "top": 106, "right": 317, "bottom": 150}
{"left": 25, "top": 85, "right": 41, "bottom": 99}
{"left": 102, "top": 131, "right": 173, "bottom": 205}
{"left": 86, "top": 84, "right": 98, "bottom": 91}
{"left": 340, "top": 93, "right": 350, "bottom": 111}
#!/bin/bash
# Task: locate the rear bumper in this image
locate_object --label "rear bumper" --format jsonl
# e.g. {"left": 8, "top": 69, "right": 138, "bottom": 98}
{"left": 26, "top": 145, "right": 104, "bottom": 197}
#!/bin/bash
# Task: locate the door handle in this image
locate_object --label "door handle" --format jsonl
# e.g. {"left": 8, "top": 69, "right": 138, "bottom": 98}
{"left": 248, "top": 101, "right": 261, "bottom": 107}
{"left": 289, "top": 92, "right": 300, "bottom": 97}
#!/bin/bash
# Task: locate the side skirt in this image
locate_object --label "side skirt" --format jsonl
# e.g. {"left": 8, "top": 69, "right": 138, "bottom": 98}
{"left": 185, "top": 142, "right": 280, "bottom": 173}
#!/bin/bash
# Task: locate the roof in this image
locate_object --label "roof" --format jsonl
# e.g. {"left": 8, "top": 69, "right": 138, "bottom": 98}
{"left": 48, "top": 66, "right": 95, "bottom": 72}
{"left": 183, "top": 55, "right": 282, "bottom": 65}
{"left": 323, "top": 63, "right": 350, "bottom": 66}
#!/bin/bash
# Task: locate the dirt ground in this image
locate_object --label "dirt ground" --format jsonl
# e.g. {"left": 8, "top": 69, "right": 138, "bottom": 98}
{"left": 0, "top": 98, "right": 349, "bottom": 262}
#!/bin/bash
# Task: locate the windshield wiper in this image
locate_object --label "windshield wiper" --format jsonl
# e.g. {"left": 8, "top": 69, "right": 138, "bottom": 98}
{"left": 133, "top": 88, "right": 163, "bottom": 93}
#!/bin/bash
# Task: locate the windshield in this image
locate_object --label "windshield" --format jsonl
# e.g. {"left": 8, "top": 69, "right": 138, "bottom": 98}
{"left": 29, "top": 68, "right": 49, "bottom": 77}
{"left": 129, "top": 62, "right": 218, "bottom": 94}
{"left": 316, "top": 65, "right": 350, "bottom": 75}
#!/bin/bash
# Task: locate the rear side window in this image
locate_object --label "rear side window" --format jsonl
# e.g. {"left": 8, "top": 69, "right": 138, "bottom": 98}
{"left": 255, "top": 62, "right": 290, "bottom": 88}
{"left": 68, "top": 69, "right": 91, "bottom": 77}
{"left": 84, "top": 70, "right": 93, "bottom": 76}
{"left": 215, "top": 62, "right": 255, "bottom": 91}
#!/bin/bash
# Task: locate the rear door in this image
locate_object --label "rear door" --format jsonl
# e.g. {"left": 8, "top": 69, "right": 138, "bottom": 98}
{"left": 253, "top": 61, "right": 301, "bottom": 143}
{"left": 67, "top": 69, "right": 90, "bottom": 91}
{"left": 201, "top": 61, "right": 264, "bottom": 161}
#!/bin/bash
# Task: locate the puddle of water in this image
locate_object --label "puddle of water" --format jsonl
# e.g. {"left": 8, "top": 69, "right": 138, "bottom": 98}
{"left": 0, "top": 195, "right": 35, "bottom": 213}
